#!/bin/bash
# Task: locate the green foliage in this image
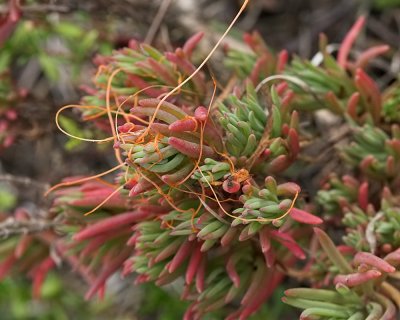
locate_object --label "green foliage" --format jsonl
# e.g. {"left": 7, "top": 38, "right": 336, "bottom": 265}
{"left": 0, "top": 274, "right": 116, "bottom": 320}
{"left": 2, "top": 18, "right": 101, "bottom": 81}
{"left": 0, "top": 187, "right": 17, "bottom": 211}
{"left": 139, "top": 283, "right": 190, "bottom": 320}
{"left": 218, "top": 84, "right": 267, "bottom": 158}
{"left": 374, "top": 0, "right": 400, "bottom": 9}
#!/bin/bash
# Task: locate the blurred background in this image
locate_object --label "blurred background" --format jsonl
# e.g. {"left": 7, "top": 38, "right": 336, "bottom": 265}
{"left": 1, "top": 0, "right": 400, "bottom": 319}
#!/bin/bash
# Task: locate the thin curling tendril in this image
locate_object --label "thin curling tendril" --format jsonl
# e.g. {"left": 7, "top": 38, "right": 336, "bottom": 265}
{"left": 255, "top": 74, "right": 324, "bottom": 108}
{"left": 198, "top": 165, "right": 299, "bottom": 223}
{"left": 44, "top": 162, "right": 126, "bottom": 196}
{"left": 84, "top": 185, "right": 125, "bottom": 216}
{"left": 134, "top": 166, "right": 191, "bottom": 215}
{"left": 55, "top": 105, "right": 146, "bottom": 142}
{"left": 135, "top": 0, "right": 250, "bottom": 144}
{"left": 105, "top": 68, "right": 124, "bottom": 165}
{"left": 55, "top": 105, "right": 116, "bottom": 143}
{"left": 175, "top": 75, "right": 218, "bottom": 185}
{"left": 113, "top": 84, "right": 198, "bottom": 143}
{"left": 50, "top": 0, "right": 250, "bottom": 217}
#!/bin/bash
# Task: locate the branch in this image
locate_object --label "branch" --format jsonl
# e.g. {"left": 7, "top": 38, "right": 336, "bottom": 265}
{"left": 0, "top": 174, "right": 49, "bottom": 190}
{"left": 0, "top": 216, "right": 61, "bottom": 238}
{"left": 0, "top": 4, "right": 70, "bottom": 14}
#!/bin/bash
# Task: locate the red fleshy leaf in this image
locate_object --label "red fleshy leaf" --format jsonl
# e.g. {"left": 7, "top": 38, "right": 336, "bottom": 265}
{"left": 73, "top": 211, "right": 152, "bottom": 241}
{"left": 334, "top": 269, "right": 381, "bottom": 287}
{"left": 289, "top": 208, "right": 323, "bottom": 225}
{"left": 353, "top": 252, "right": 395, "bottom": 273}
{"left": 337, "top": 16, "right": 366, "bottom": 68}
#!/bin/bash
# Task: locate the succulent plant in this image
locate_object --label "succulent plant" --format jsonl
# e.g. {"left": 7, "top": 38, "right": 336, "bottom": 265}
{"left": 6, "top": 11, "right": 400, "bottom": 320}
